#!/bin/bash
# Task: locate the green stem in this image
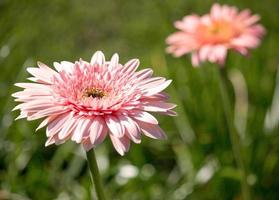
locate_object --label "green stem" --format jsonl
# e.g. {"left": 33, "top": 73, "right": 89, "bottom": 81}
{"left": 86, "top": 149, "right": 106, "bottom": 200}
{"left": 217, "top": 68, "right": 251, "bottom": 200}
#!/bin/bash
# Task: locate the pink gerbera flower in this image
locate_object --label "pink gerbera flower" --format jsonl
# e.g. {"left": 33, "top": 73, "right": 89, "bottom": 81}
{"left": 166, "top": 3, "right": 265, "bottom": 66}
{"left": 12, "top": 51, "right": 176, "bottom": 155}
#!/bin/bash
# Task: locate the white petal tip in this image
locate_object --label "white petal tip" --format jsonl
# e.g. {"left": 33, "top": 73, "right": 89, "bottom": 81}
{"left": 45, "top": 141, "right": 54, "bottom": 147}
{"left": 15, "top": 114, "right": 26, "bottom": 120}
{"left": 91, "top": 51, "right": 105, "bottom": 65}
{"left": 134, "top": 140, "right": 141, "bottom": 144}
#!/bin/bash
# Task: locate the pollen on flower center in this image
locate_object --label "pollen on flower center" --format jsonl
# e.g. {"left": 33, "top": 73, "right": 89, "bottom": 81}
{"left": 209, "top": 25, "right": 221, "bottom": 34}
{"left": 83, "top": 88, "right": 106, "bottom": 99}
{"left": 197, "top": 21, "right": 239, "bottom": 44}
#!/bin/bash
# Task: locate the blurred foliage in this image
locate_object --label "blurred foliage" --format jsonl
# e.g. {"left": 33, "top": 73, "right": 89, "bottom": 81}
{"left": 0, "top": 0, "right": 279, "bottom": 199}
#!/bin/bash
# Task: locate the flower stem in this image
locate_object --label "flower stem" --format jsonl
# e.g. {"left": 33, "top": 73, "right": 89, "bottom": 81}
{"left": 217, "top": 68, "right": 251, "bottom": 200}
{"left": 86, "top": 149, "right": 106, "bottom": 200}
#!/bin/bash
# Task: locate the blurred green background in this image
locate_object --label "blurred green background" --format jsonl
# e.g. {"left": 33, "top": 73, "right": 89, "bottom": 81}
{"left": 1, "top": 0, "right": 279, "bottom": 199}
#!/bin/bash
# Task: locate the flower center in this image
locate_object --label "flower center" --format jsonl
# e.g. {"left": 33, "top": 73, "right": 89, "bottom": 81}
{"left": 197, "top": 20, "right": 240, "bottom": 44}
{"left": 83, "top": 88, "right": 106, "bottom": 99}
{"left": 209, "top": 25, "right": 222, "bottom": 35}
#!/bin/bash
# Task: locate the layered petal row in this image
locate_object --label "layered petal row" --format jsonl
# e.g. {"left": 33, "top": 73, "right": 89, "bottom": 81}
{"left": 13, "top": 51, "right": 176, "bottom": 155}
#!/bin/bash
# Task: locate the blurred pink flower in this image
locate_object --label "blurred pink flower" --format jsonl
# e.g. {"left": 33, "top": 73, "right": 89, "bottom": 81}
{"left": 13, "top": 51, "right": 176, "bottom": 155}
{"left": 166, "top": 3, "right": 265, "bottom": 66}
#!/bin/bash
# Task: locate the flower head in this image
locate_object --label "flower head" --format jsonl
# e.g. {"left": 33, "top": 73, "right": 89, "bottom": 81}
{"left": 12, "top": 51, "right": 176, "bottom": 155}
{"left": 166, "top": 3, "right": 265, "bottom": 66}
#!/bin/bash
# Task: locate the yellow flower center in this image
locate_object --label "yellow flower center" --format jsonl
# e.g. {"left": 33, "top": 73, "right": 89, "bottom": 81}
{"left": 197, "top": 20, "right": 240, "bottom": 44}
{"left": 83, "top": 88, "right": 106, "bottom": 99}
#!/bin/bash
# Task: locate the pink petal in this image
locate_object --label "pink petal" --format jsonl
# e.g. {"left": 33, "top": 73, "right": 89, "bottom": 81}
{"left": 243, "top": 14, "right": 260, "bottom": 26}
{"left": 141, "top": 80, "right": 172, "bottom": 96}
{"left": 119, "top": 115, "right": 141, "bottom": 143}
{"left": 199, "top": 45, "right": 212, "bottom": 62}
{"left": 71, "top": 118, "right": 91, "bottom": 143}
{"left": 45, "top": 135, "right": 65, "bottom": 146}
{"left": 109, "top": 53, "right": 119, "bottom": 68}
{"left": 174, "top": 15, "right": 200, "bottom": 33}
{"left": 105, "top": 115, "right": 124, "bottom": 137}
{"left": 46, "top": 113, "right": 71, "bottom": 137}
{"left": 27, "top": 106, "right": 67, "bottom": 120}
{"left": 45, "top": 135, "right": 57, "bottom": 146}
{"left": 132, "top": 110, "right": 158, "bottom": 124}
{"left": 142, "top": 102, "right": 176, "bottom": 112}
{"left": 14, "top": 83, "right": 49, "bottom": 89}
{"left": 137, "top": 121, "right": 167, "bottom": 139}
{"left": 134, "top": 69, "right": 153, "bottom": 81}
{"left": 90, "top": 51, "right": 105, "bottom": 65}
{"left": 211, "top": 3, "right": 222, "bottom": 19}
{"left": 212, "top": 45, "right": 227, "bottom": 65}
{"left": 36, "top": 116, "right": 56, "bottom": 131}
{"left": 110, "top": 135, "right": 130, "bottom": 156}
{"left": 159, "top": 110, "right": 178, "bottom": 116}
{"left": 37, "top": 61, "right": 59, "bottom": 77}
{"left": 191, "top": 52, "right": 200, "bottom": 67}
{"left": 89, "top": 116, "right": 108, "bottom": 145}
{"left": 26, "top": 67, "right": 54, "bottom": 84}
{"left": 15, "top": 112, "right": 27, "bottom": 120}
{"left": 231, "top": 35, "right": 260, "bottom": 48}
{"left": 58, "top": 113, "right": 77, "bottom": 140}
{"left": 121, "top": 59, "right": 140, "bottom": 75}
{"left": 54, "top": 61, "right": 74, "bottom": 73}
